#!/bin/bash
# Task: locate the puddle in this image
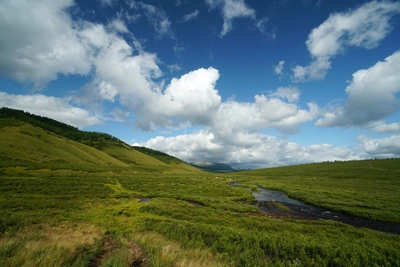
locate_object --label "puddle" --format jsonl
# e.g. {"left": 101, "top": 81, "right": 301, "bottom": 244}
{"left": 185, "top": 200, "right": 205, "bottom": 206}
{"left": 135, "top": 195, "right": 151, "bottom": 203}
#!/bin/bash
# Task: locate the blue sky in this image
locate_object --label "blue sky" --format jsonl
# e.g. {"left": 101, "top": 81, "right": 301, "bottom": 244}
{"left": 1, "top": 0, "right": 400, "bottom": 168}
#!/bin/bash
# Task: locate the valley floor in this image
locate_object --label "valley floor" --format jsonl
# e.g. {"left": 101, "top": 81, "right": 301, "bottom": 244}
{"left": 1, "top": 161, "right": 400, "bottom": 266}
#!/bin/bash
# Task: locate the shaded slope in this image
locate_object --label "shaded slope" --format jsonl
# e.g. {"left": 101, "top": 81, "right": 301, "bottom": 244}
{"left": 190, "top": 161, "right": 239, "bottom": 172}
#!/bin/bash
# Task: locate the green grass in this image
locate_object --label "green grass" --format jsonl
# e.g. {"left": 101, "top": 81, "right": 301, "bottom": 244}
{"left": 0, "top": 119, "right": 201, "bottom": 173}
{"left": 1, "top": 165, "right": 400, "bottom": 266}
{"left": 0, "top": 122, "right": 129, "bottom": 170}
{"left": 1, "top": 115, "right": 400, "bottom": 266}
{"left": 232, "top": 159, "right": 400, "bottom": 222}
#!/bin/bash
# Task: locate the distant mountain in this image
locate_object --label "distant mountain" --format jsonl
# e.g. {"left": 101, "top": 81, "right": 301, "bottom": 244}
{"left": 0, "top": 107, "right": 200, "bottom": 173}
{"left": 190, "top": 161, "right": 241, "bottom": 172}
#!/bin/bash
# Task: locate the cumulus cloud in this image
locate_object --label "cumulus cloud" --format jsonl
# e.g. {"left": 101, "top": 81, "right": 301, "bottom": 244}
{"left": 183, "top": 10, "right": 199, "bottom": 22}
{"left": 137, "top": 67, "right": 222, "bottom": 130}
{"left": 316, "top": 50, "right": 400, "bottom": 129}
{"left": 0, "top": 0, "right": 326, "bottom": 168}
{"left": 367, "top": 121, "right": 400, "bottom": 134}
{"left": 210, "top": 93, "right": 318, "bottom": 138}
{"left": 359, "top": 135, "right": 400, "bottom": 158}
{"left": 142, "top": 130, "right": 360, "bottom": 168}
{"left": 292, "top": 0, "right": 400, "bottom": 82}
{"left": 205, "top": 0, "right": 256, "bottom": 37}
{"left": 0, "top": 92, "right": 101, "bottom": 128}
{"left": 292, "top": 56, "right": 331, "bottom": 82}
{"left": 0, "top": 0, "right": 91, "bottom": 89}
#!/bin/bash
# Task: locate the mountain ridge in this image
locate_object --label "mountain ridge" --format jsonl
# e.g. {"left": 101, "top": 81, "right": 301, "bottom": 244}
{"left": 190, "top": 161, "right": 242, "bottom": 172}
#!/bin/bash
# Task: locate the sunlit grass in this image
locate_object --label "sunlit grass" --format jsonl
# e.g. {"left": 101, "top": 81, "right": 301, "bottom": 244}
{"left": 1, "top": 159, "right": 400, "bottom": 266}
{"left": 134, "top": 232, "right": 227, "bottom": 267}
{"left": 233, "top": 159, "right": 400, "bottom": 222}
{"left": 0, "top": 223, "right": 102, "bottom": 267}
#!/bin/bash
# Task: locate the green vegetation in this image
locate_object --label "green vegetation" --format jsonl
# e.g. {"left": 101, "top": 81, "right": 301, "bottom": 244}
{"left": 233, "top": 160, "right": 400, "bottom": 222}
{"left": 0, "top": 107, "right": 123, "bottom": 146}
{"left": 190, "top": 161, "right": 240, "bottom": 172}
{"left": 1, "top": 109, "right": 400, "bottom": 266}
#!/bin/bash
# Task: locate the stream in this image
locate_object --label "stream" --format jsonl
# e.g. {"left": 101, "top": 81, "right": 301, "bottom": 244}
{"left": 231, "top": 183, "right": 400, "bottom": 235}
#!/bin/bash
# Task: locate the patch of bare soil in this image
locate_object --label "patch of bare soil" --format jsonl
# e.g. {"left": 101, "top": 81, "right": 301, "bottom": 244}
{"left": 89, "top": 236, "right": 148, "bottom": 267}
{"left": 130, "top": 241, "right": 148, "bottom": 267}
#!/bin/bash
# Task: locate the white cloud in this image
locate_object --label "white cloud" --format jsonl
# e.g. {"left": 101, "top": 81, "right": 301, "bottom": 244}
{"left": 183, "top": 10, "right": 199, "bottom": 22}
{"left": 268, "top": 86, "right": 300, "bottom": 103}
{"left": 316, "top": 50, "right": 400, "bottom": 129}
{"left": 205, "top": 0, "right": 256, "bottom": 37}
{"left": 0, "top": 0, "right": 326, "bottom": 168}
{"left": 367, "top": 121, "right": 400, "bottom": 134}
{"left": 256, "top": 16, "right": 268, "bottom": 33}
{"left": 173, "top": 43, "right": 185, "bottom": 56}
{"left": 142, "top": 130, "right": 360, "bottom": 168}
{"left": 359, "top": 135, "right": 400, "bottom": 158}
{"left": 109, "top": 19, "right": 129, "bottom": 33}
{"left": 292, "top": 0, "right": 400, "bottom": 82}
{"left": 148, "top": 67, "right": 222, "bottom": 128}
{"left": 274, "top": 60, "right": 285, "bottom": 75}
{"left": 167, "top": 64, "right": 182, "bottom": 73}
{"left": 210, "top": 93, "right": 317, "bottom": 137}
{"left": 0, "top": 0, "right": 91, "bottom": 89}
{"left": 97, "top": 0, "right": 117, "bottom": 6}
{"left": 292, "top": 56, "right": 331, "bottom": 82}
{"left": 134, "top": 2, "right": 173, "bottom": 38}
{"left": 0, "top": 92, "right": 101, "bottom": 128}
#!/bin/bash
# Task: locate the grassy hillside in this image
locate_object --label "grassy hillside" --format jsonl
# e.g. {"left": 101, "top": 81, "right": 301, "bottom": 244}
{"left": 0, "top": 119, "right": 129, "bottom": 170}
{"left": 233, "top": 159, "right": 400, "bottom": 222}
{"left": 0, "top": 107, "right": 201, "bottom": 173}
{"left": 93, "top": 142, "right": 200, "bottom": 173}
{"left": 133, "top": 146, "right": 200, "bottom": 172}
{"left": 0, "top": 107, "right": 123, "bottom": 146}
{"left": 190, "top": 161, "right": 239, "bottom": 172}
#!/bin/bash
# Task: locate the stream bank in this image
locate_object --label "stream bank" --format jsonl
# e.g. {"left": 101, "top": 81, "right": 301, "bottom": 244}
{"left": 231, "top": 183, "right": 400, "bottom": 234}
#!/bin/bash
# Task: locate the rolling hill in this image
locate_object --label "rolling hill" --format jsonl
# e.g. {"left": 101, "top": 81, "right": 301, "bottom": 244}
{"left": 0, "top": 107, "right": 200, "bottom": 173}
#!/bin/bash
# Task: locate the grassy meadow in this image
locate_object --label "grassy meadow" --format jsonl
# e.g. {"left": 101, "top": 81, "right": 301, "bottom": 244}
{"left": 1, "top": 110, "right": 400, "bottom": 266}
{"left": 233, "top": 159, "right": 400, "bottom": 222}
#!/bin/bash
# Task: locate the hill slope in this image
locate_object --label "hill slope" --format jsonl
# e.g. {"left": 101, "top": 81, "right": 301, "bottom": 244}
{"left": 0, "top": 119, "right": 128, "bottom": 170}
{"left": 190, "top": 161, "right": 239, "bottom": 172}
{"left": 0, "top": 107, "right": 200, "bottom": 172}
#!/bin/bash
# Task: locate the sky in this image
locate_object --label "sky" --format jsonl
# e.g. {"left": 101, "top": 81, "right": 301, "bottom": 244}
{"left": 1, "top": 0, "right": 400, "bottom": 169}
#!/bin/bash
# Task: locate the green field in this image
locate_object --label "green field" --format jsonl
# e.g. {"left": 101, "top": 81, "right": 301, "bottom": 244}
{"left": 1, "top": 108, "right": 400, "bottom": 266}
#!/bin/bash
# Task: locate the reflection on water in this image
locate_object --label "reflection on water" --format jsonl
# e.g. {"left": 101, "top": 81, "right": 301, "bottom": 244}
{"left": 253, "top": 187, "right": 311, "bottom": 207}
{"left": 230, "top": 182, "right": 400, "bottom": 234}
{"left": 135, "top": 195, "right": 151, "bottom": 202}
